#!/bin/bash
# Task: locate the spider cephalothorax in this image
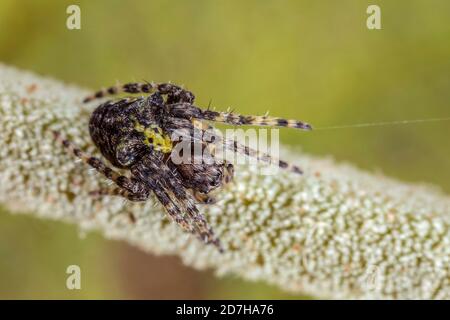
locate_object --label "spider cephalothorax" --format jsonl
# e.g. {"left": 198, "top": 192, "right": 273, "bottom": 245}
{"left": 53, "top": 82, "right": 312, "bottom": 252}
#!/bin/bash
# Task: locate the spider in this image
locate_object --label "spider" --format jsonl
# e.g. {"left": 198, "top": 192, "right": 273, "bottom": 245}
{"left": 53, "top": 82, "right": 312, "bottom": 252}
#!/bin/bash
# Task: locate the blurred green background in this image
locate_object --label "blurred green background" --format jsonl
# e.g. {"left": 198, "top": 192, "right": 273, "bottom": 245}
{"left": 0, "top": 0, "right": 448, "bottom": 299}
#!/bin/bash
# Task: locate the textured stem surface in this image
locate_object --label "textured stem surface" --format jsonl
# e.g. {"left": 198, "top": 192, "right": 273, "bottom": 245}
{"left": 0, "top": 64, "right": 449, "bottom": 299}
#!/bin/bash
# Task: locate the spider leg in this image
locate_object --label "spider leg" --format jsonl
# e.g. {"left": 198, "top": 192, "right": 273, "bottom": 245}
{"left": 88, "top": 186, "right": 150, "bottom": 202}
{"left": 174, "top": 127, "right": 303, "bottom": 174}
{"left": 83, "top": 82, "right": 195, "bottom": 104}
{"left": 222, "top": 137, "right": 303, "bottom": 174}
{"left": 204, "top": 111, "right": 312, "bottom": 130}
{"left": 89, "top": 187, "right": 123, "bottom": 198}
{"left": 132, "top": 154, "right": 223, "bottom": 251}
{"left": 167, "top": 103, "right": 312, "bottom": 130}
{"left": 52, "top": 131, "right": 150, "bottom": 198}
{"left": 150, "top": 180, "right": 196, "bottom": 233}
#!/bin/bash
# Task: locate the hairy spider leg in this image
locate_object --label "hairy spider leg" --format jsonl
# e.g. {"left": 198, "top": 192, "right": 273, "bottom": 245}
{"left": 222, "top": 138, "right": 303, "bottom": 174}
{"left": 222, "top": 161, "right": 234, "bottom": 183}
{"left": 203, "top": 111, "right": 312, "bottom": 130}
{"left": 149, "top": 179, "right": 197, "bottom": 233}
{"left": 89, "top": 186, "right": 127, "bottom": 198}
{"left": 168, "top": 103, "right": 312, "bottom": 130}
{"left": 134, "top": 154, "right": 223, "bottom": 251}
{"left": 52, "top": 131, "right": 150, "bottom": 201}
{"left": 53, "top": 130, "right": 196, "bottom": 232}
{"left": 83, "top": 82, "right": 195, "bottom": 104}
{"left": 155, "top": 176, "right": 223, "bottom": 251}
{"left": 174, "top": 126, "right": 303, "bottom": 174}
{"left": 90, "top": 178, "right": 196, "bottom": 233}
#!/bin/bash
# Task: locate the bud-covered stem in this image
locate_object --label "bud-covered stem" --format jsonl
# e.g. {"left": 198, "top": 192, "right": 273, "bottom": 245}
{"left": 0, "top": 64, "right": 448, "bottom": 299}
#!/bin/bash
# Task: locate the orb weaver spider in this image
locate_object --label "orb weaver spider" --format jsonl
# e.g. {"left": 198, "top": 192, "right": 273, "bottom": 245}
{"left": 53, "top": 82, "right": 312, "bottom": 252}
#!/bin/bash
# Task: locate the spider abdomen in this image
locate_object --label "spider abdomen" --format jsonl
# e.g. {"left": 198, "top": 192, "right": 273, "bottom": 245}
{"left": 88, "top": 98, "right": 156, "bottom": 168}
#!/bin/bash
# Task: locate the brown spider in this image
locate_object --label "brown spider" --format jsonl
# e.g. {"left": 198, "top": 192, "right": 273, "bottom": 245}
{"left": 53, "top": 82, "right": 312, "bottom": 252}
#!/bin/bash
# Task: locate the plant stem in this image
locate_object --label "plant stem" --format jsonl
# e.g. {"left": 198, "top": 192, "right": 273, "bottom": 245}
{"left": 0, "top": 64, "right": 448, "bottom": 299}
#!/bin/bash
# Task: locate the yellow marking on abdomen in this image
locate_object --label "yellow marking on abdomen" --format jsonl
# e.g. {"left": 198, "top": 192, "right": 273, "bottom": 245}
{"left": 134, "top": 122, "right": 173, "bottom": 153}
